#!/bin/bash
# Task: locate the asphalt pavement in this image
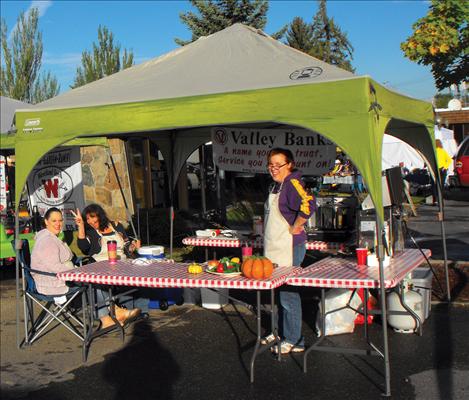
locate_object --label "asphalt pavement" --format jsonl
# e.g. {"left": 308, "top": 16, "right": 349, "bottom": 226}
{"left": 1, "top": 191, "right": 468, "bottom": 400}
{"left": 405, "top": 188, "right": 469, "bottom": 262}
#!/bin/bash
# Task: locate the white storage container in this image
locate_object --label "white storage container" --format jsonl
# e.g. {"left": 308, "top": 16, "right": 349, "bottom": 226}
{"left": 183, "top": 288, "right": 201, "bottom": 305}
{"left": 409, "top": 267, "right": 433, "bottom": 320}
{"left": 137, "top": 245, "right": 165, "bottom": 260}
{"left": 201, "top": 288, "right": 229, "bottom": 309}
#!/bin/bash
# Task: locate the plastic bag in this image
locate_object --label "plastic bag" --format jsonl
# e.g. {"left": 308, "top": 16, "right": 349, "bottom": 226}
{"left": 316, "top": 289, "right": 362, "bottom": 336}
{"left": 354, "top": 289, "right": 377, "bottom": 325}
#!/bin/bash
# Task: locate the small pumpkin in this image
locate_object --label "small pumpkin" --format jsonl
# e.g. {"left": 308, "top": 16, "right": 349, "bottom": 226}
{"left": 242, "top": 256, "right": 274, "bottom": 280}
{"left": 187, "top": 263, "right": 203, "bottom": 274}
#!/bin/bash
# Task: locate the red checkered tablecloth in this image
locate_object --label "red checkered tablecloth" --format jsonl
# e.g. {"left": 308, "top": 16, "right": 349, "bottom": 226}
{"left": 182, "top": 236, "right": 345, "bottom": 251}
{"left": 286, "top": 249, "right": 431, "bottom": 289}
{"left": 58, "top": 260, "right": 300, "bottom": 290}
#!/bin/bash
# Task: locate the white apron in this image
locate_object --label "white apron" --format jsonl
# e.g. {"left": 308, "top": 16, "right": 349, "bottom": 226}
{"left": 264, "top": 184, "right": 293, "bottom": 267}
{"left": 93, "top": 225, "right": 127, "bottom": 262}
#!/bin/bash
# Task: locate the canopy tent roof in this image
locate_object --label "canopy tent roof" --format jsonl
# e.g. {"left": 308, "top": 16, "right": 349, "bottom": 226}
{"left": 12, "top": 23, "right": 436, "bottom": 222}
{"left": 382, "top": 134, "right": 425, "bottom": 171}
{"left": 1, "top": 97, "right": 33, "bottom": 149}
{"left": 1, "top": 96, "right": 33, "bottom": 134}
{"left": 1, "top": 96, "right": 107, "bottom": 150}
{"left": 34, "top": 24, "right": 355, "bottom": 111}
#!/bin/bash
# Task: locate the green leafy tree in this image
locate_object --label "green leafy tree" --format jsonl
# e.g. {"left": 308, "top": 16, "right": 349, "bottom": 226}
{"left": 433, "top": 92, "right": 453, "bottom": 108}
{"left": 401, "top": 0, "right": 468, "bottom": 91}
{"left": 72, "top": 25, "right": 134, "bottom": 88}
{"left": 33, "top": 71, "right": 60, "bottom": 103}
{"left": 175, "top": 0, "right": 286, "bottom": 45}
{"left": 285, "top": 17, "right": 314, "bottom": 53}
{"left": 0, "top": 8, "right": 59, "bottom": 103}
{"left": 310, "top": 0, "right": 354, "bottom": 72}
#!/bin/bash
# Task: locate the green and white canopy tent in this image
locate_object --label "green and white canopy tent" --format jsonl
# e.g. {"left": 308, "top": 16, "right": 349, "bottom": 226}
{"left": 1, "top": 96, "right": 34, "bottom": 149}
{"left": 10, "top": 25, "right": 448, "bottom": 381}
{"left": 11, "top": 23, "right": 447, "bottom": 258}
{"left": 1, "top": 96, "right": 108, "bottom": 150}
{"left": 12, "top": 24, "right": 439, "bottom": 218}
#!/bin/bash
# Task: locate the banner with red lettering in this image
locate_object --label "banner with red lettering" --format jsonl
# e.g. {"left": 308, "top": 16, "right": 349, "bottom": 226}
{"left": 27, "top": 148, "right": 84, "bottom": 230}
{"left": 211, "top": 127, "right": 336, "bottom": 175}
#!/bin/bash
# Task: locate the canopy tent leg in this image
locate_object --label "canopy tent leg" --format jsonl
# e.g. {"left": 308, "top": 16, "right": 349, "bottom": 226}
{"left": 15, "top": 217, "right": 21, "bottom": 349}
{"left": 436, "top": 181, "right": 450, "bottom": 302}
{"left": 199, "top": 146, "right": 207, "bottom": 215}
{"left": 375, "top": 217, "right": 392, "bottom": 397}
{"left": 169, "top": 132, "right": 176, "bottom": 259}
{"left": 107, "top": 150, "right": 138, "bottom": 239}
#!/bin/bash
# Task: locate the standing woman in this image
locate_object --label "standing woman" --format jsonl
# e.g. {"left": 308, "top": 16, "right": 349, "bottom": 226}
{"left": 263, "top": 148, "right": 316, "bottom": 354}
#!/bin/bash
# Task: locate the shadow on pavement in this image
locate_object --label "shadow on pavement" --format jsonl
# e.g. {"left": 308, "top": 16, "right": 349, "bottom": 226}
{"left": 2, "top": 319, "right": 180, "bottom": 400}
{"left": 434, "top": 303, "right": 453, "bottom": 400}
{"left": 101, "top": 319, "right": 180, "bottom": 400}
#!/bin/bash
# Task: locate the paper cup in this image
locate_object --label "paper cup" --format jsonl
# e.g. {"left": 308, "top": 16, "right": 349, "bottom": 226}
{"left": 356, "top": 248, "right": 368, "bottom": 266}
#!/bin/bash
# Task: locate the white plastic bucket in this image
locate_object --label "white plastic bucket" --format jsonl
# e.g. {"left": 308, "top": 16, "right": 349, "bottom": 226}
{"left": 201, "top": 288, "right": 229, "bottom": 309}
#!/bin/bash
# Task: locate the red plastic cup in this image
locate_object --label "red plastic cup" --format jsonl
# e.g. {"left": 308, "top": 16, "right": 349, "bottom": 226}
{"left": 356, "top": 248, "right": 368, "bottom": 266}
{"left": 242, "top": 246, "right": 253, "bottom": 261}
{"left": 107, "top": 240, "right": 118, "bottom": 264}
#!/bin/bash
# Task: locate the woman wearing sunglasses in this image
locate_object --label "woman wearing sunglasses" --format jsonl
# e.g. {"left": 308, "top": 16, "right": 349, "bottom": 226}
{"left": 262, "top": 148, "right": 316, "bottom": 354}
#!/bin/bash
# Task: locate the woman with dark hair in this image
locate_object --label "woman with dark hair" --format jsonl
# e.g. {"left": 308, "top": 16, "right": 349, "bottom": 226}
{"left": 75, "top": 203, "right": 147, "bottom": 318}
{"left": 261, "top": 148, "right": 316, "bottom": 354}
{"left": 76, "top": 203, "right": 140, "bottom": 261}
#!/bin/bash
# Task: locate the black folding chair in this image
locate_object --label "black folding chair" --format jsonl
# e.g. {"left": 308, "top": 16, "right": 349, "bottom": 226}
{"left": 19, "top": 240, "right": 87, "bottom": 345}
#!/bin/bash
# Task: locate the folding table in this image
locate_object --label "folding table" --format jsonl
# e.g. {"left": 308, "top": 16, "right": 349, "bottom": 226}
{"left": 58, "top": 260, "right": 299, "bottom": 382}
{"left": 285, "top": 248, "right": 431, "bottom": 397}
{"left": 182, "top": 236, "right": 347, "bottom": 251}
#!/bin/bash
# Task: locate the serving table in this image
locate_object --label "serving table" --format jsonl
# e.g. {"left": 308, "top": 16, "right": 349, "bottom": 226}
{"left": 286, "top": 248, "right": 431, "bottom": 397}
{"left": 182, "top": 236, "right": 346, "bottom": 251}
{"left": 58, "top": 260, "right": 299, "bottom": 382}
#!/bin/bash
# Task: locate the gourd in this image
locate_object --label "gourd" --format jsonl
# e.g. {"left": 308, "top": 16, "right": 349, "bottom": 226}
{"left": 242, "top": 256, "right": 274, "bottom": 280}
{"left": 187, "top": 263, "right": 203, "bottom": 274}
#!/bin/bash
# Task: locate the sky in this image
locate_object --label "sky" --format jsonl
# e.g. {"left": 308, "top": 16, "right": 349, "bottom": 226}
{"left": 0, "top": 0, "right": 438, "bottom": 101}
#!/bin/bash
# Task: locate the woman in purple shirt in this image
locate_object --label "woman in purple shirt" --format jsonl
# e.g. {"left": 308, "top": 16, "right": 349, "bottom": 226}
{"left": 262, "top": 148, "right": 316, "bottom": 354}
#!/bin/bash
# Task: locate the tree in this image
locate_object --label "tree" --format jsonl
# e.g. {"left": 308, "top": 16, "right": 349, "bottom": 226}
{"left": 401, "top": 0, "right": 469, "bottom": 91}
{"left": 72, "top": 25, "right": 134, "bottom": 88}
{"left": 0, "top": 8, "right": 59, "bottom": 103}
{"left": 433, "top": 92, "right": 453, "bottom": 108}
{"left": 285, "top": 17, "right": 314, "bottom": 54}
{"left": 33, "top": 71, "right": 60, "bottom": 103}
{"left": 175, "top": 0, "right": 286, "bottom": 46}
{"left": 309, "top": 0, "right": 354, "bottom": 72}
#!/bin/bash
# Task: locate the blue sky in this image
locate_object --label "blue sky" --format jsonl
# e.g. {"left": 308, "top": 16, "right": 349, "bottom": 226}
{"left": 1, "top": 0, "right": 438, "bottom": 100}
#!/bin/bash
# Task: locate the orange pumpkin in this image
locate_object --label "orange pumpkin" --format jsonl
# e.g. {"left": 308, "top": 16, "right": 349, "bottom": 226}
{"left": 242, "top": 256, "right": 274, "bottom": 280}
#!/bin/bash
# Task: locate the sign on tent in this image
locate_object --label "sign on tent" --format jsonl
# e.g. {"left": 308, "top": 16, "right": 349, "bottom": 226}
{"left": 211, "top": 127, "right": 336, "bottom": 175}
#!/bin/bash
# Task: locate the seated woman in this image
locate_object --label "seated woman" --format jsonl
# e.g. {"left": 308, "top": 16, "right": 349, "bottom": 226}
{"left": 32, "top": 207, "right": 137, "bottom": 329}
{"left": 31, "top": 207, "right": 78, "bottom": 297}
{"left": 75, "top": 203, "right": 149, "bottom": 314}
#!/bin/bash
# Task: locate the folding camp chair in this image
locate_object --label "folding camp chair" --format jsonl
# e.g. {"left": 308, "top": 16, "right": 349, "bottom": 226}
{"left": 19, "top": 240, "right": 87, "bottom": 345}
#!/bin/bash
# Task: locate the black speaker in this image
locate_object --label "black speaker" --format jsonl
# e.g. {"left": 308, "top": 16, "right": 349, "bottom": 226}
{"left": 385, "top": 167, "right": 405, "bottom": 206}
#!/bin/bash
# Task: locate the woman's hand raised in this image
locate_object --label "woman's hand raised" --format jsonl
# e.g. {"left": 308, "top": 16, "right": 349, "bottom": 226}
{"left": 72, "top": 208, "right": 86, "bottom": 238}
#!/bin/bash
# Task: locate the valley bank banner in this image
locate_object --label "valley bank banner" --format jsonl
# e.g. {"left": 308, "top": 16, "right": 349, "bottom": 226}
{"left": 211, "top": 127, "right": 336, "bottom": 175}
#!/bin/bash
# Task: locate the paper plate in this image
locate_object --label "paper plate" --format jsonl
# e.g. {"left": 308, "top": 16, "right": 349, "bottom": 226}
{"left": 205, "top": 268, "right": 242, "bottom": 277}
